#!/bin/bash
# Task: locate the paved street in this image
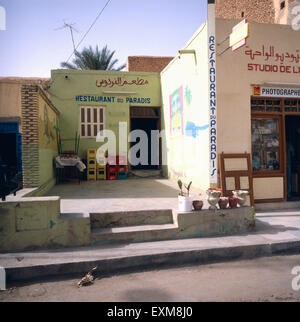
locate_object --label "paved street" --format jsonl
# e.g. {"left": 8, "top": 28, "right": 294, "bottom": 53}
{"left": 1, "top": 254, "right": 300, "bottom": 302}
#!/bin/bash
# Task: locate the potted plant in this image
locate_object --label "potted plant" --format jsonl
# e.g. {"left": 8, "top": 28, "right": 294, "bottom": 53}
{"left": 178, "top": 180, "right": 193, "bottom": 212}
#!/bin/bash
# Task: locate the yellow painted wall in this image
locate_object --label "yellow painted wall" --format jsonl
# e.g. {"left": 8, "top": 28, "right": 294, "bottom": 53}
{"left": 49, "top": 70, "right": 161, "bottom": 158}
{"left": 161, "top": 23, "right": 210, "bottom": 190}
{"left": 216, "top": 19, "right": 300, "bottom": 200}
{"left": 0, "top": 81, "right": 21, "bottom": 119}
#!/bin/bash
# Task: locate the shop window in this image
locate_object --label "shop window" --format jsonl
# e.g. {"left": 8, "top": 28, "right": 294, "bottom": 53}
{"left": 80, "top": 106, "right": 105, "bottom": 138}
{"left": 251, "top": 118, "right": 281, "bottom": 172}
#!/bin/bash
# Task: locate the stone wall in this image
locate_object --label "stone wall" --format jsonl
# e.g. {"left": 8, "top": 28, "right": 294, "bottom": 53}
{"left": 215, "top": 0, "right": 276, "bottom": 24}
{"left": 127, "top": 56, "right": 174, "bottom": 73}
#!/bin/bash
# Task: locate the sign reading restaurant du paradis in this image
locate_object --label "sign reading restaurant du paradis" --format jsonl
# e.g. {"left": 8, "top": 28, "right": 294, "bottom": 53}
{"left": 75, "top": 77, "right": 151, "bottom": 104}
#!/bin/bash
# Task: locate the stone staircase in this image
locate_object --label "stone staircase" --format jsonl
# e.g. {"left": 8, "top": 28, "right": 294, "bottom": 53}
{"left": 90, "top": 209, "right": 179, "bottom": 245}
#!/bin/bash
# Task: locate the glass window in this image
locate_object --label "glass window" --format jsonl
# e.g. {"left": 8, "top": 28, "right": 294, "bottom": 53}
{"left": 251, "top": 118, "right": 280, "bottom": 171}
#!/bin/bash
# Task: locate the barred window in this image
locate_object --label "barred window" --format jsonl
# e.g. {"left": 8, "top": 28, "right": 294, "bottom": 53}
{"left": 80, "top": 106, "right": 105, "bottom": 138}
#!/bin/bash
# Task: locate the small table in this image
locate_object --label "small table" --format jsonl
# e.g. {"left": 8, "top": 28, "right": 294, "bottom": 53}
{"left": 55, "top": 155, "right": 86, "bottom": 184}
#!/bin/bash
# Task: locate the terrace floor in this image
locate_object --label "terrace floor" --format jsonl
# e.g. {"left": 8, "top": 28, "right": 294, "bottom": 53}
{"left": 46, "top": 178, "right": 207, "bottom": 213}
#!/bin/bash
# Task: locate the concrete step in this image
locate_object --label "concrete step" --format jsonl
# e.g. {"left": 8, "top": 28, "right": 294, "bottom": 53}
{"left": 90, "top": 209, "right": 174, "bottom": 229}
{"left": 255, "top": 201, "right": 300, "bottom": 211}
{"left": 91, "top": 223, "right": 179, "bottom": 244}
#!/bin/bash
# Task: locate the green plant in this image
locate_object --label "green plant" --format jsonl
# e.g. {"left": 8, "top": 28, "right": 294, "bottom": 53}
{"left": 178, "top": 180, "right": 192, "bottom": 196}
{"left": 178, "top": 179, "right": 184, "bottom": 196}
{"left": 60, "top": 45, "right": 126, "bottom": 71}
{"left": 184, "top": 181, "right": 192, "bottom": 197}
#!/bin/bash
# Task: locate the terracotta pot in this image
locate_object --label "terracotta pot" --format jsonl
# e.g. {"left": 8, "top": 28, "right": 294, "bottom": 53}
{"left": 193, "top": 200, "right": 203, "bottom": 211}
{"left": 218, "top": 197, "right": 229, "bottom": 209}
{"left": 229, "top": 196, "right": 238, "bottom": 208}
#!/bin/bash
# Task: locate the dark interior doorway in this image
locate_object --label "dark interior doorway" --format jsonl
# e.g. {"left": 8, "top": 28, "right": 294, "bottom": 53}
{"left": 130, "top": 107, "right": 161, "bottom": 170}
{"left": 286, "top": 115, "right": 300, "bottom": 200}
{"left": 0, "top": 133, "right": 17, "bottom": 168}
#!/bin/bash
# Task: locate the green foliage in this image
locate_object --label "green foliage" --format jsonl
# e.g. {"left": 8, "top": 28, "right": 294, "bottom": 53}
{"left": 184, "top": 181, "right": 192, "bottom": 197}
{"left": 177, "top": 179, "right": 183, "bottom": 196}
{"left": 178, "top": 179, "right": 192, "bottom": 196}
{"left": 60, "top": 45, "right": 126, "bottom": 71}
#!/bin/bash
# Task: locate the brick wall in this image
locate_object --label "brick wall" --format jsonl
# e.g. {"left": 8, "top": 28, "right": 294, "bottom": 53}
{"left": 127, "top": 56, "right": 174, "bottom": 73}
{"left": 21, "top": 85, "right": 40, "bottom": 187}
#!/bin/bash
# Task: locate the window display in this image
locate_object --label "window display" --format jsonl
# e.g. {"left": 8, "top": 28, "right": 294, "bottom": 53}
{"left": 251, "top": 118, "right": 280, "bottom": 171}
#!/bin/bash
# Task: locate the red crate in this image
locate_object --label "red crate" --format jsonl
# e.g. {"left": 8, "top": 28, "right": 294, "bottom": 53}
{"left": 107, "top": 165, "right": 117, "bottom": 172}
{"left": 117, "top": 155, "right": 127, "bottom": 165}
{"left": 107, "top": 165, "right": 117, "bottom": 180}
{"left": 107, "top": 171, "right": 117, "bottom": 180}
{"left": 107, "top": 155, "right": 117, "bottom": 165}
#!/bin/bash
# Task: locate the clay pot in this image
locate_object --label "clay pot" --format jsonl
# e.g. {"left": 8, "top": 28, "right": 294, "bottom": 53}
{"left": 232, "top": 190, "right": 249, "bottom": 207}
{"left": 218, "top": 197, "right": 229, "bottom": 209}
{"left": 193, "top": 200, "right": 203, "bottom": 211}
{"left": 229, "top": 196, "right": 238, "bottom": 208}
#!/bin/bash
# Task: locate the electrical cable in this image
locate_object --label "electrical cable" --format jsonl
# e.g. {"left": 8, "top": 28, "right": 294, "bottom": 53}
{"left": 49, "top": 0, "right": 112, "bottom": 87}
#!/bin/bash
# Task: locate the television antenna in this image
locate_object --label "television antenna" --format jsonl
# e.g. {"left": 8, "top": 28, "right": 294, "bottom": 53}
{"left": 55, "top": 22, "right": 79, "bottom": 53}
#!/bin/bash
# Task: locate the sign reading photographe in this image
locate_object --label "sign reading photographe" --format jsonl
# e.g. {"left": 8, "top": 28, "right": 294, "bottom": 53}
{"left": 253, "top": 86, "right": 300, "bottom": 98}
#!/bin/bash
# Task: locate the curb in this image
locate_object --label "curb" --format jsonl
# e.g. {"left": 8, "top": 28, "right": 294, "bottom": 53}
{"left": 5, "top": 239, "right": 300, "bottom": 282}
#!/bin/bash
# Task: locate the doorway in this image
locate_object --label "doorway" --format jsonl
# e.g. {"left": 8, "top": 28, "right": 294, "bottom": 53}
{"left": 130, "top": 107, "right": 161, "bottom": 170}
{"left": 285, "top": 115, "right": 300, "bottom": 200}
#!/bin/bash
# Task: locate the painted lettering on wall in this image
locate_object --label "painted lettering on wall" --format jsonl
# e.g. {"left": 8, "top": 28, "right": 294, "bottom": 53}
{"left": 96, "top": 77, "right": 149, "bottom": 88}
{"left": 75, "top": 95, "right": 151, "bottom": 104}
{"left": 209, "top": 35, "right": 217, "bottom": 183}
{"left": 169, "top": 86, "right": 184, "bottom": 137}
{"left": 208, "top": 2, "right": 217, "bottom": 185}
{"left": 245, "top": 45, "right": 300, "bottom": 74}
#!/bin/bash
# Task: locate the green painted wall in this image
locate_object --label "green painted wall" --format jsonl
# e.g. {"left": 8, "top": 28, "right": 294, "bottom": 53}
{"left": 161, "top": 23, "right": 210, "bottom": 190}
{"left": 49, "top": 70, "right": 161, "bottom": 159}
{"left": 38, "top": 94, "right": 59, "bottom": 188}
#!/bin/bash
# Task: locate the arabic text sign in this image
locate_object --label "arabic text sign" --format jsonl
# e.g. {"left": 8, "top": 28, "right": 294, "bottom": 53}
{"left": 230, "top": 19, "right": 249, "bottom": 48}
{"left": 253, "top": 86, "right": 300, "bottom": 98}
{"left": 246, "top": 45, "right": 300, "bottom": 74}
{"left": 96, "top": 77, "right": 149, "bottom": 88}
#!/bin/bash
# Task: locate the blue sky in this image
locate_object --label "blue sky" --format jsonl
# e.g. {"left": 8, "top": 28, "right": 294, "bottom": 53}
{"left": 0, "top": 0, "right": 207, "bottom": 77}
